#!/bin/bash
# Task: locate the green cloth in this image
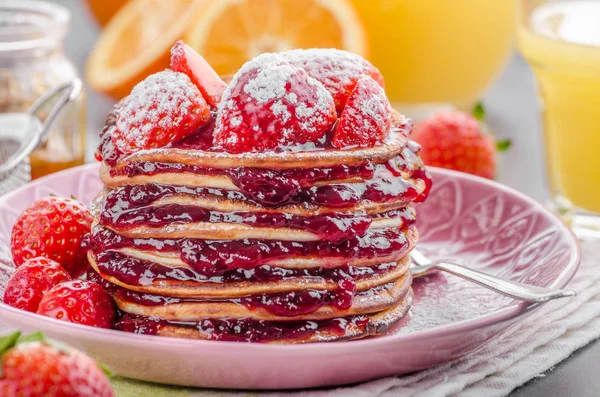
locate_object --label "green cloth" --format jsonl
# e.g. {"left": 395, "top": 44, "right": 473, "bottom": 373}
{"left": 111, "top": 377, "right": 259, "bottom": 397}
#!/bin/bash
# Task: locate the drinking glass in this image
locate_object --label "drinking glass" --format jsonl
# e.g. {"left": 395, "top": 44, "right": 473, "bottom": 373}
{"left": 351, "top": 0, "right": 517, "bottom": 116}
{"left": 518, "top": 0, "right": 600, "bottom": 237}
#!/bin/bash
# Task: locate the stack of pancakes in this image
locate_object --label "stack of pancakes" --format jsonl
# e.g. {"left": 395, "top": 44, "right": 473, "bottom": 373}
{"left": 88, "top": 112, "right": 430, "bottom": 343}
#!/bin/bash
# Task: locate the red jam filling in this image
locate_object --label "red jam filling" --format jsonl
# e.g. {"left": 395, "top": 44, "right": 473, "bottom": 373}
{"left": 113, "top": 280, "right": 360, "bottom": 316}
{"left": 115, "top": 313, "right": 371, "bottom": 342}
{"left": 102, "top": 203, "right": 372, "bottom": 243}
{"left": 111, "top": 158, "right": 423, "bottom": 207}
{"left": 101, "top": 186, "right": 415, "bottom": 242}
{"left": 91, "top": 225, "right": 412, "bottom": 276}
{"left": 112, "top": 281, "right": 398, "bottom": 317}
{"left": 94, "top": 251, "right": 398, "bottom": 286}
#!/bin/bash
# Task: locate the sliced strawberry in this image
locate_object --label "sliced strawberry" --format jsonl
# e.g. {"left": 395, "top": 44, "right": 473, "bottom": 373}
{"left": 280, "top": 49, "right": 384, "bottom": 112}
{"left": 170, "top": 40, "right": 227, "bottom": 108}
{"left": 3, "top": 257, "right": 71, "bottom": 312}
{"left": 214, "top": 53, "right": 337, "bottom": 153}
{"left": 113, "top": 70, "right": 211, "bottom": 153}
{"left": 37, "top": 280, "right": 116, "bottom": 329}
{"left": 332, "top": 75, "right": 391, "bottom": 148}
{"left": 95, "top": 100, "right": 125, "bottom": 165}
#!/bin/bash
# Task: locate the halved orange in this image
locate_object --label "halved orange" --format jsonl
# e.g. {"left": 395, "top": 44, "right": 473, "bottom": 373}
{"left": 86, "top": 0, "right": 205, "bottom": 99}
{"left": 85, "top": 0, "right": 126, "bottom": 27}
{"left": 184, "top": 0, "right": 368, "bottom": 77}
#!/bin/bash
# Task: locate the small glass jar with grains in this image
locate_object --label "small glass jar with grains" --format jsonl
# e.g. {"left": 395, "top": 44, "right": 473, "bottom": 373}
{"left": 0, "top": 0, "right": 85, "bottom": 179}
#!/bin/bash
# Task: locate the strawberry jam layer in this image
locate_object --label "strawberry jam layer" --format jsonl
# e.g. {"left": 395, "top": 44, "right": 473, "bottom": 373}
{"left": 94, "top": 251, "right": 397, "bottom": 286}
{"left": 91, "top": 225, "right": 412, "bottom": 276}
{"left": 111, "top": 157, "right": 425, "bottom": 207}
{"left": 111, "top": 279, "right": 393, "bottom": 316}
{"left": 104, "top": 204, "right": 372, "bottom": 242}
{"left": 115, "top": 313, "right": 371, "bottom": 342}
{"left": 101, "top": 185, "right": 415, "bottom": 241}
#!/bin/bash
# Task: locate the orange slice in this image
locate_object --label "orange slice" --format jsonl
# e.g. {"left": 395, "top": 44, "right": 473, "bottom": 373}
{"left": 86, "top": 0, "right": 204, "bottom": 99}
{"left": 184, "top": 0, "right": 367, "bottom": 77}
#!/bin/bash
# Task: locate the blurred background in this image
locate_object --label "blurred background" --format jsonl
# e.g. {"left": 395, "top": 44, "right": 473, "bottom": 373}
{"left": 3, "top": 0, "right": 546, "bottom": 200}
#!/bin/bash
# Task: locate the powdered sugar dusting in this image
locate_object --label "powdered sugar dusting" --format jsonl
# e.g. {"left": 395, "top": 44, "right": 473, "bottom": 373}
{"left": 280, "top": 48, "right": 384, "bottom": 111}
{"left": 214, "top": 52, "right": 337, "bottom": 152}
{"left": 286, "top": 92, "right": 298, "bottom": 104}
{"left": 270, "top": 100, "right": 291, "bottom": 122}
{"left": 230, "top": 115, "right": 243, "bottom": 127}
{"left": 332, "top": 75, "right": 391, "bottom": 148}
{"left": 360, "top": 90, "right": 389, "bottom": 125}
{"left": 114, "top": 70, "right": 208, "bottom": 151}
{"left": 170, "top": 42, "right": 185, "bottom": 58}
{"left": 281, "top": 48, "right": 374, "bottom": 88}
{"left": 243, "top": 61, "right": 296, "bottom": 103}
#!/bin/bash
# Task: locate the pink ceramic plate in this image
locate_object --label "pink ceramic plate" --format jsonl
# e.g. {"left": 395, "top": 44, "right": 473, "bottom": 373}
{"left": 0, "top": 164, "right": 580, "bottom": 389}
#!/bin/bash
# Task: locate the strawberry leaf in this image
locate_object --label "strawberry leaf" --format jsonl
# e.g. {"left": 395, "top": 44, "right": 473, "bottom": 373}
{"left": 18, "top": 331, "right": 45, "bottom": 344}
{"left": 472, "top": 102, "right": 486, "bottom": 121}
{"left": 496, "top": 139, "right": 512, "bottom": 151}
{"left": 0, "top": 331, "right": 21, "bottom": 356}
{"left": 99, "top": 363, "right": 114, "bottom": 378}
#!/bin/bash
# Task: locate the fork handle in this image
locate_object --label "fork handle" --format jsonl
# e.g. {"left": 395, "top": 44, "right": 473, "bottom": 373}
{"left": 434, "top": 262, "right": 576, "bottom": 303}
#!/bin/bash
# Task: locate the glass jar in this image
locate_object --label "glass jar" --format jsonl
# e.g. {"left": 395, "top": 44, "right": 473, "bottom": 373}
{"left": 0, "top": 0, "right": 85, "bottom": 179}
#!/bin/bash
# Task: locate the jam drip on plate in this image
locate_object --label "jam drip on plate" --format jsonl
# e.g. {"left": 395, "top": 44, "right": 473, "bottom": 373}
{"left": 91, "top": 225, "right": 413, "bottom": 276}
{"left": 115, "top": 313, "right": 371, "bottom": 342}
{"left": 94, "top": 251, "right": 399, "bottom": 286}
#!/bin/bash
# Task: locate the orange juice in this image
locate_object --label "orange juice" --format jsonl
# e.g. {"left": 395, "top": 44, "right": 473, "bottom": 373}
{"left": 351, "top": 0, "right": 517, "bottom": 109}
{"left": 518, "top": 0, "right": 600, "bottom": 219}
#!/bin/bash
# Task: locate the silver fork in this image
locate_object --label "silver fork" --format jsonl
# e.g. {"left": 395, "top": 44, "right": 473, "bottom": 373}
{"left": 410, "top": 249, "right": 576, "bottom": 303}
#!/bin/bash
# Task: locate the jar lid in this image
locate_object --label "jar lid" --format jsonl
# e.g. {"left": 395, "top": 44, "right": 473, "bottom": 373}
{"left": 0, "top": 0, "right": 70, "bottom": 54}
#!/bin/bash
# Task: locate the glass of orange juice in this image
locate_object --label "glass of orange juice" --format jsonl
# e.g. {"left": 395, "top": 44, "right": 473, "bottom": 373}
{"left": 518, "top": 0, "right": 600, "bottom": 238}
{"left": 351, "top": 0, "right": 517, "bottom": 116}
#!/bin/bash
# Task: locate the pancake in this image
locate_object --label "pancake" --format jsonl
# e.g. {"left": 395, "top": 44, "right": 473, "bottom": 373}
{"left": 104, "top": 123, "right": 409, "bottom": 175}
{"left": 90, "top": 223, "right": 418, "bottom": 268}
{"left": 91, "top": 108, "right": 426, "bottom": 342}
{"left": 90, "top": 48, "right": 433, "bottom": 343}
{"left": 113, "top": 273, "right": 411, "bottom": 322}
{"left": 92, "top": 186, "right": 420, "bottom": 218}
{"left": 88, "top": 252, "right": 411, "bottom": 298}
{"left": 102, "top": 214, "right": 408, "bottom": 241}
{"left": 144, "top": 290, "right": 413, "bottom": 344}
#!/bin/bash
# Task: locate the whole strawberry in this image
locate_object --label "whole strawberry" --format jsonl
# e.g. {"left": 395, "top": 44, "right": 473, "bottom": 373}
{"left": 0, "top": 331, "right": 114, "bottom": 397}
{"left": 3, "top": 257, "right": 71, "bottom": 312}
{"left": 37, "top": 280, "right": 116, "bottom": 329}
{"left": 280, "top": 48, "right": 385, "bottom": 112}
{"left": 412, "top": 109, "right": 507, "bottom": 179}
{"left": 214, "top": 53, "right": 337, "bottom": 153}
{"left": 11, "top": 196, "right": 92, "bottom": 278}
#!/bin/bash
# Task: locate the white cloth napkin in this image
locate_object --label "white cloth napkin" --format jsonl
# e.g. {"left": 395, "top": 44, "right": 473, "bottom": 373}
{"left": 236, "top": 240, "right": 599, "bottom": 397}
